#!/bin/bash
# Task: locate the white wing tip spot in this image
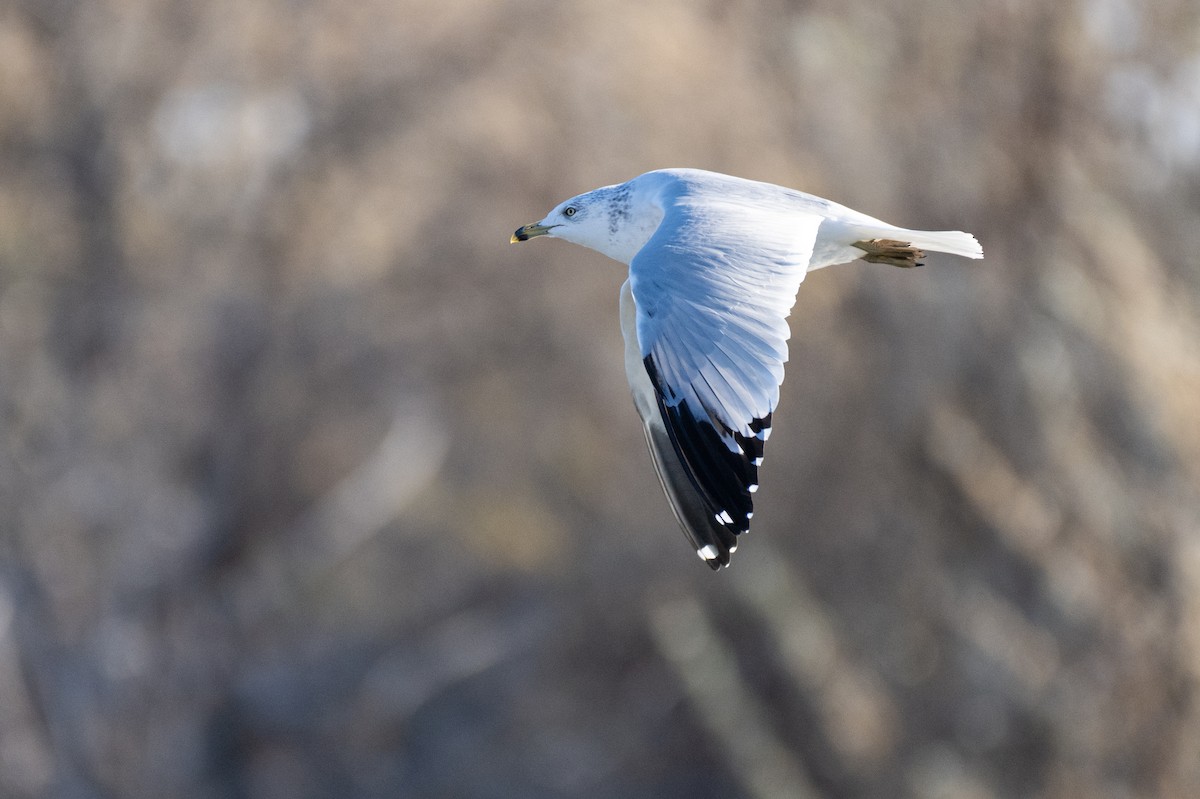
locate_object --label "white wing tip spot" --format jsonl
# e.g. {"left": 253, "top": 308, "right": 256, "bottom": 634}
{"left": 698, "top": 544, "right": 720, "bottom": 561}
{"left": 749, "top": 484, "right": 759, "bottom": 493}
{"left": 716, "top": 510, "right": 734, "bottom": 525}
{"left": 752, "top": 457, "right": 764, "bottom": 466}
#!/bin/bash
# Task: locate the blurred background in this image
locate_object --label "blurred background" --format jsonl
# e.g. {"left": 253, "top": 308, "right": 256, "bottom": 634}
{"left": 2, "top": 0, "right": 1199, "bottom": 796}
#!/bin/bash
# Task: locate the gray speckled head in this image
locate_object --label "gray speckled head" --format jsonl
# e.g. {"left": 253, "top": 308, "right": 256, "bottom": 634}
{"left": 512, "top": 175, "right": 667, "bottom": 264}
{"left": 603, "top": 184, "right": 632, "bottom": 235}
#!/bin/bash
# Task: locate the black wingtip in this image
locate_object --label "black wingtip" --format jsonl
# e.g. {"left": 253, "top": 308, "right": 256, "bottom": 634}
{"left": 641, "top": 353, "right": 772, "bottom": 569}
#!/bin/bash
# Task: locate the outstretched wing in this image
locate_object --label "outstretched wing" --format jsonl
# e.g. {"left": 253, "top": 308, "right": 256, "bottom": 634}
{"left": 629, "top": 188, "right": 820, "bottom": 567}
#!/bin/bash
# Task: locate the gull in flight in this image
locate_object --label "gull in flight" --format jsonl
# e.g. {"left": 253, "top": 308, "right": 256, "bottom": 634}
{"left": 512, "top": 169, "right": 982, "bottom": 569}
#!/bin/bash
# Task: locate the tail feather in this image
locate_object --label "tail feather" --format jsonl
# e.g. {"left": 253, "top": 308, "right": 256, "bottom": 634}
{"left": 902, "top": 229, "right": 983, "bottom": 260}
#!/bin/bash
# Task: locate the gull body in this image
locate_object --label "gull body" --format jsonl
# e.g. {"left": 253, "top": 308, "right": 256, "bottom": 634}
{"left": 513, "top": 168, "right": 982, "bottom": 569}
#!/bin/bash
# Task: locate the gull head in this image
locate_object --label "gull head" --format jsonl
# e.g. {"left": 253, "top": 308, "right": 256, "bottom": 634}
{"left": 511, "top": 181, "right": 663, "bottom": 265}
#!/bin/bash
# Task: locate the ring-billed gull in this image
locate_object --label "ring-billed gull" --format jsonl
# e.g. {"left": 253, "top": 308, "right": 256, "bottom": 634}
{"left": 512, "top": 169, "right": 982, "bottom": 569}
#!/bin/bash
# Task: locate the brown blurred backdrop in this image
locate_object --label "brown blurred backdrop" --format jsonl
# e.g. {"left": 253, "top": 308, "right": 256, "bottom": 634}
{"left": 2, "top": 1, "right": 1199, "bottom": 797}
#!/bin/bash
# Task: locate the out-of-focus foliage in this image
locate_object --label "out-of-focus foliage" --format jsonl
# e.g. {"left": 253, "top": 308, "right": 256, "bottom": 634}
{"left": 2, "top": 0, "right": 1199, "bottom": 797}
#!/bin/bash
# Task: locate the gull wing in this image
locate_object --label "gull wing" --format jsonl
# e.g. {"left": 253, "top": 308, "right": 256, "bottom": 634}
{"left": 628, "top": 186, "right": 821, "bottom": 567}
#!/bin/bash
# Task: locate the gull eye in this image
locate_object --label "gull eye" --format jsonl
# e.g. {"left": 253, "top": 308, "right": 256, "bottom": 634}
{"left": 563, "top": 206, "right": 577, "bottom": 218}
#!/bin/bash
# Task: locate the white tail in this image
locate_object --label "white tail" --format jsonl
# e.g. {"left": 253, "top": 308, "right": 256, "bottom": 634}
{"left": 903, "top": 229, "right": 984, "bottom": 260}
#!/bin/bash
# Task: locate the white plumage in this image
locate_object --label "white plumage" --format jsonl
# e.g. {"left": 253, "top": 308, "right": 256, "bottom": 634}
{"left": 513, "top": 169, "right": 982, "bottom": 569}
